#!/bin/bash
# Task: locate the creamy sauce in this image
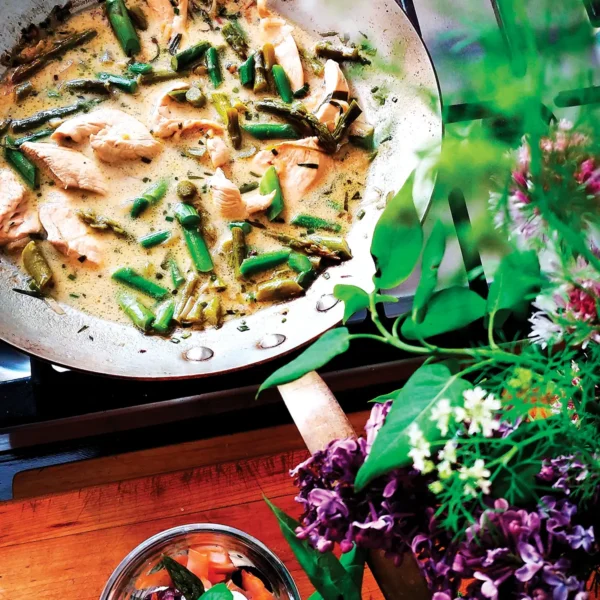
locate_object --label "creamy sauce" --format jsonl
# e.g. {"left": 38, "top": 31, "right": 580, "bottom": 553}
{"left": 0, "top": 1, "right": 369, "bottom": 330}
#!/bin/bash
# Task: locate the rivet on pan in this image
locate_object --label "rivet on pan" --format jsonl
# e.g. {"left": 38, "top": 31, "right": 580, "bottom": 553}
{"left": 316, "top": 294, "right": 339, "bottom": 312}
{"left": 185, "top": 346, "right": 214, "bottom": 361}
{"left": 258, "top": 333, "right": 286, "bottom": 349}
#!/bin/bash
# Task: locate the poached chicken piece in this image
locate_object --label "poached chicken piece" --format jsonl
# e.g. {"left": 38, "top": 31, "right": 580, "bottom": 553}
{"left": 20, "top": 142, "right": 108, "bottom": 195}
{"left": 0, "top": 169, "right": 41, "bottom": 246}
{"left": 51, "top": 108, "right": 162, "bottom": 163}
{"left": 315, "top": 60, "right": 350, "bottom": 131}
{"left": 39, "top": 191, "right": 104, "bottom": 265}
{"left": 252, "top": 137, "right": 333, "bottom": 204}
{"left": 151, "top": 82, "right": 226, "bottom": 139}
{"left": 210, "top": 168, "right": 275, "bottom": 219}
{"left": 146, "top": 0, "right": 188, "bottom": 43}
{"left": 206, "top": 136, "right": 231, "bottom": 168}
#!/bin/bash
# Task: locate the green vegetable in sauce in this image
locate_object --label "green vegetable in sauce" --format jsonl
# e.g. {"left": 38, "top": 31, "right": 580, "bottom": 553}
{"left": 128, "top": 62, "right": 153, "bottom": 74}
{"left": 4, "top": 138, "right": 38, "bottom": 189}
{"left": 186, "top": 86, "right": 206, "bottom": 108}
{"left": 22, "top": 241, "right": 53, "bottom": 291}
{"left": 239, "top": 182, "right": 259, "bottom": 194}
{"left": 242, "top": 123, "right": 300, "bottom": 140}
{"left": 203, "top": 297, "right": 223, "bottom": 328}
{"left": 14, "top": 82, "right": 34, "bottom": 104}
{"left": 291, "top": 214, "right": 342, "bottom": 233}
{"left": 182, "top": 227, "right": 213, "bottom": 273}
{"left": 140, "top": 69, "right": 190, "bottom": 84}
{"left": 166, "top": 254, "right": 185, "bottom": 288}
{"left": 231, "top": 225, "right": 246, "bottom": 279}
{"left": 253, "top": 50, "right": 268, "bottom": 94}
{"left": 130, "top": 179, "right": 169, "bottom": 217}
{"left": 226, "top": 107, "right": 242, "bottom": 149}
{"left": 62, "top": 79, "right": 112, "bottom": 94}
{"left": 77, "top": 209, "right": 129, "bottom": 237}
{"left": 10, "top": 128, "right": 54, "bottom": 147}
{"left": 105, "top": 0, "right": 141, "bottom": 56}
{"left": 222, "top": 21, "right": 248, "bottom": 59}
{"left": 308, "top": 234, "right": 352, "bottom": 260}
{"left": 11, "top": 30, "right": 98, "bottom": 84}
{"left": 153, "top": 299, "right": 175, "bottom": 334}
{"left": 139, "top": 230, "right": 171, "bottom": 248}
{"left": 211, "top": 93, "right": 231, "bottom": 121}
{"left": 239, "top": 54, "right": 255, "bottom": 88}
{"left": 173, "top": 272, "right": 199, "bottom": 322}
{"left": 266, "top": 232, "right": 342, "bottom": 261}
{"left": 260, "top": 166, "right": 284, "bottom": 221}
{"left": 97, "top": 72, "right": 139, "bottom": 93}
{"left": 239, "top": 249, "right": 291, "bottom": 278}
{"left": 288, "top": 252, "right": 313, "bottom": 275}
{"left": 185, "top": 294, "right": 206, "bottom": 325}
{"left": 293, "top": 83, "right": 310, "bottom": 98}
{"left": 10, "top": 98, "right": 102, "bottom": 133}
{"left": 167, "top": 88, "right": 188, "bottom": 103}
{"left": 117, "top": 292, "right": 155, "bottom": 331}
{"left": 272, "top": 64, "right": 293, "bottom": 103}
{"left": 174, "top": 203, "right": 201, "bottom": 227}
{"left": 171, "top": 41, "right": 211, "bottom": 71}
{"left": 228, "top": 221, "right": 252, "bottom": 234}
{"left": 112, "top": 267, "right": 170, "bottom": 299}
{"left": 256, "top": 279, "right": 304, "bottom": 302}
{"left": 315, "top": 41, "right": 370, "bottom": 64}
{"left": 206, "top": 47, "right": 223, "bottom": 88}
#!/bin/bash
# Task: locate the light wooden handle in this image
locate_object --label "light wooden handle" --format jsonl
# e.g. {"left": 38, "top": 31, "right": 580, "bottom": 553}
{"left": 277, "top": 371, "right": 429, "bottom": 600}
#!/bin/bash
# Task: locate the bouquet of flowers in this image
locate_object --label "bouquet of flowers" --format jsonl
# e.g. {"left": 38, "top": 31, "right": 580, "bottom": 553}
{"left": 261, "top": 117, "right": 600, "bottom": 600}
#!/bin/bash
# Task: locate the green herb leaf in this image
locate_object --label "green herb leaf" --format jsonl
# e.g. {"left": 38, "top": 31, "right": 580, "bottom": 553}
{"left": 371, "top": 171, "right": 423, "bottom": 290}
{"left": 265, "top": 498, "right": 361, "bottom": 600}
{"left": 201, "top": 583, "right": 233, "bottom": 600}
{"left": 356, "top": 364, "right": 470, "bottom": 490}
{"left": 334, "top": 284, "right": 398, "bottom": 323}
{"left": 258, "top": 327, "right": 350, "bottom": 395}
{"left": 412, "top": 220, "right": 446, "bottom": 323}
{"left": 401, "top": 287, "right": 486, "bottom": 340}
{"left": 487, "top": 249, "right": 541, "bottom": 327}
{"left": 307, "top": 545, "right": 366, "bottom": 600}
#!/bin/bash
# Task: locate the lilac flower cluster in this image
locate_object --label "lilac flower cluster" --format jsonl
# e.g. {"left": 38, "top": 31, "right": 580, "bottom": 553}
{"left": 538, "top": 455, "right": 592, "bottom": 496}
{"left": 291, "top": 401, "right": 429, "bottom": 562}
{"left": 414, "top": 497, "right": 595, "bottom": 600}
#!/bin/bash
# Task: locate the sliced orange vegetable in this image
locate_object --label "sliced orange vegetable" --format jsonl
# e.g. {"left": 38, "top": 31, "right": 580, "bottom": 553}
{"left": 187, "top": 549, "right": 210, "bottom": 581}
{"left": 190, "top": 544, "right": 237, "bottom": 574}
{"left": 241, "top": 570, "right": 275, "bottom": 600}
{"left": 134, "top": 555, "right": 187, "bottom": 589}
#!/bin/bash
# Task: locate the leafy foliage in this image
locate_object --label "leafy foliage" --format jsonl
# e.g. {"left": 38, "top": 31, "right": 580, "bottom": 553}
{"left": 334, "top": 284, "right": 397, "bottom": 323}
{"left": 307, "top": 546, "right": 366, "bottom": 600}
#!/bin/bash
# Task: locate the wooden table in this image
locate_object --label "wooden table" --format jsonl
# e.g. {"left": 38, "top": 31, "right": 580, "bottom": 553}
{"left": 0, "top": 411, "right": 383, "bottom": 599}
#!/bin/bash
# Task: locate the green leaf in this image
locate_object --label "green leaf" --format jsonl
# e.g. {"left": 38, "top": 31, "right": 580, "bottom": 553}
{"left": 371, "top": 171, "right": 423, "bottom": 290}
{"left": 487, "top": 250, "right": 541, "bottom": 327}
{"left": 265, "top": 498, "right": 361, "bottom": 600}
{"left": 307, "top": 546, "right": 366, "bottom": 600}
{"left": 334, "top": 285, "right": 398, "bottom": 324}
{"left": 401, "top": 287, "right": 486, "bottom": 340}
{"left": 201, "top": 583, "right": 233, "bottom": 600}
{"left": 258, "top": 327, "right": 350, "bottom": 395}
{"left": 412, "top": 220, "right": 446, "bottom": 323}
{"left": 355, "top": 364, "right": 470, "bottom": 490}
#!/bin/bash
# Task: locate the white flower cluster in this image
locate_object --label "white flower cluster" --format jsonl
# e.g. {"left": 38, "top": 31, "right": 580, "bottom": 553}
{"left": 407, "top": 387, "right": 500, "bottom": 499}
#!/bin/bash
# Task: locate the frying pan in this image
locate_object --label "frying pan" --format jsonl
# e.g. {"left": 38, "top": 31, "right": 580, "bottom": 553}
{"left": 0, "top": 0, "right": 442, "bottom": 379}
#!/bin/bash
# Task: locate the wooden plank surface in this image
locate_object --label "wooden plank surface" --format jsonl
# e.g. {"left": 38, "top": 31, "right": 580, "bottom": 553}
{"left": 1, "top": 411, "right": 383, "bottom": 599}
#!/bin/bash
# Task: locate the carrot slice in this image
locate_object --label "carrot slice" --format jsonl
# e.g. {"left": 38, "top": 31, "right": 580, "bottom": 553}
{"left": 241, "top": 570, "right": 275, "bottom": 600}
{"left": 187, "top": 549, "right": 210, "bottom": 580}
{"left": 190, "top": 544, "right": 237, "bottom": 574}
{"left": 134, "top": 555, "right": 187, "bottom": 589}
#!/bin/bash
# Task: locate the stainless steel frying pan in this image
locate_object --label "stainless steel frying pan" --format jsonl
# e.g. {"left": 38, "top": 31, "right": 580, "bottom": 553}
{"left": 0, "top": 0, "right": 442, "bottom": 379}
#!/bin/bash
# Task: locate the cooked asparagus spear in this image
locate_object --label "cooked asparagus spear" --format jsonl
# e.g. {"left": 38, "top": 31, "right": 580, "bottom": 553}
{"left": 118, "top": 292, "right": 155, "bottom": 331}
{"left": 206, "top": 47, "right": 223, "bottom": 88}
{"left": 253, "top": 50, "right": 268, "bottom": 94}
{"left": 62, "top": 79, "right": 112, "bottom": 95}
{"left": 265, "top": 232, "right": 342, "bottom": 261}
{"left": 11, "top": 98, "right": 102, "bottom": 133}
{"left": 77, "top": 209, "right": 129, "bottom": 237}
{"left": 153, "top": 299, "right": 175, "bottom": 333}
{"left": 256, "top": 279, "right": 304, "bottom": 302}
{"left": 226, "top": 107, "right": 242, "bottom": 149}
{"left": 140, "top": 69, "right": 190, "bottom": 84}
{"left": 171, "top": 41, "right": 211, "bottom": 71}
{"left": 22, "top": 241, "right": 53, "bottom": 292}
{"left": 14, "top": 82, "right": 35, "bottom": 104}
{"left": 105, "top": 0, "right": 141, "bottom": 56}
{"left": 231, "top": 225, "right": 246, "bottom": 279}
{"left": 315, "top": 41, "right": 371, "bottom": 64}
{"left": 174, "top": 272, "right": 200, "bottom": 322}
{"left": 222, "top": 21, "right": 248, "bottom": 59}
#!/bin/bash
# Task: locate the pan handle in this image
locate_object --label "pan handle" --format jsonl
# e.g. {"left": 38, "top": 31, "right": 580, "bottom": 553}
{"left": 278, "top": 372, "right": 430, "bottom": 600}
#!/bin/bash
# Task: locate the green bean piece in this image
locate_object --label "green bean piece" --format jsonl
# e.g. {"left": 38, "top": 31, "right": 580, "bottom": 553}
{"left": 265, "top": 232, "right": 341, "bottom": 261}
{"left": 174, "top": 272, "right": 199, "bottom": 322}
{"left": 78, "top": 209, "right": 128, "bottom": 237}
{"left": 174, "top": 203, "right": 201, "bottom": 227}
{"left": 239, "top": 182, "right": 259, "bottom": 194}
{"left": 182, "top": 227, "right": 213, "bottom": 273}
{"left": 168, "top": 255, "right": 185, "bottom": 288}
{"left": 228, "top": 221, "right": 252, "bottom": 234}
{"left": 117, "top": 292, "right": 155, "bottom": 331}
{"left": 272, "top": 65, "right": 293, "bottom": 103}
{"left": 11, "top": 128, "right": 54, "bottom": 147}
{"left": 203, "top": 297, "right": 222, "bottom": 328}
{"left": 4, "top": 140, "right": 39, "bottom": 189}
{"left": 332, "top": 99, "right": 362, "bottom": 141}
{"left": 315, "top": 41, "right": 370, "bottom": 64}
{"left": 62, "top": 79, "right": 112, "bottom": 95}
{"left": 130, "top": 179, "right": 168, "bottom": 217}
{"left": 291, "top": 214, "right": 341, "bottom": 233}
{"left": 186, "top": 86, "right": 206, "bottom": 108}
{"left": 11, "top": 30, "right": 98, "bottom": 84}
{"left": 140, "top": 230, "right": 171, "bottom": 248}
{"left": 171, "top": 41, "right": 211, "bottom": 71}
{"left": 253, "top": 50, "right": 268, "bottom": 94}
{"left": 105, "top": 0, "right": 141, "bottom": 56}
{"left": 231, "top": 225, "right": 246, "bottom": 279}
{"left": 112, "top": 267, "right": 169, "bottom": 299}
{"left": 127, "top": 5, "right": 149, "bottom": 30}
{"left": 176, "top": 181, "right": 197, "bottom": 200}
{"left": 222, "top": 21, "right": 248, "bottom": 59}
{"left": 97, "top": 72, "right": 139, "bottom": 93}
{"left": 140, "top": 69, "right": 189, "bottom": 84}
{"left": 256, "top": 279, "right": 304, "bottom": 302}
{"left": 239, "top": 54, "right": 255, "bottom": 88}
{"left": 239, "top": 249, "right": 291, "bottom": 278}
{"left": 241, "top": 123, "right": 299, "bottom": 140}
{"left": 10, "top": 98, "right": 102, "bottom": 134}
{"left": 14, "top": 82, "right": 35, "bottom": 104}
{"left": 211, "top": 93, "right": 231, "bottom": 121}
{"left": 22, "top": 241, "right": 53, "bottom": 291}
{"left": 128, "top": 62, "right": 153, "bottom": 75}
{"left": 260, "top": 166, "right": 284, "bottom": 221}
{"left": 153, "top": 299, "right": 175, "bottom": 333}
{"left": 288, "top": 252, "right": 313, "bottom": 274}
{"left": 307, "top": 234, "right": 352, "bottom": 260}
{"left": 226, "top": 108, "right": 242, "bottom": 149}
{"left": 167, "top": 88, "right": 188, "bottom": 103}
{"left": 206, "top": 47, "right": 223, "bottom": 88}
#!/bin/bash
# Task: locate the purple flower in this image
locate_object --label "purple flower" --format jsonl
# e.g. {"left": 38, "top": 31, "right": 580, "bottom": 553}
{"left": 515, "top": 542, "right": 544, "bottom": 582}
{"left": 542, "top": 560, "right": 585, "bottom": 600}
